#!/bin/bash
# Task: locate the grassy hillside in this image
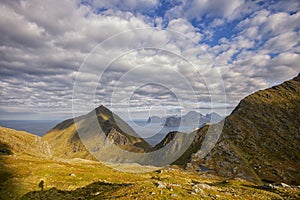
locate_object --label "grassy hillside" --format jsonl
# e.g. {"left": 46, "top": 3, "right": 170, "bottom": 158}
{"left": 178, "top": 73, "right": 300, "bottom": 185}
{"left": 43, "top": 105, "right": 152, "bottom": 160}
{"left": 0, "top": 126, "right": 52, "bottom": 157}
{"left": 1, "top": 152, "right": 299, "bottom": 199}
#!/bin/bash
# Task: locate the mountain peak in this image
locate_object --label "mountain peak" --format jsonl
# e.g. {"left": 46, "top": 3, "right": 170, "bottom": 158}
{"left": 43, "top": 104, "right": 152, "bottom": 160}
{"left": 94, "top": 105, "right": 110, "bottom": 113}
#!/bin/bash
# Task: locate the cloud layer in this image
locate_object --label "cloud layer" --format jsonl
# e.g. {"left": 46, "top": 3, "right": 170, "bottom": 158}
{"left": 0, "top": 0, "right": 299, "bottom": 120}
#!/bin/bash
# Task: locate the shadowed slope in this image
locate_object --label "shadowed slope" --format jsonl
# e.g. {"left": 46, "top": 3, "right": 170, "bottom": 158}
{"left": 21, "top": 182, "right": 130, "bottom": 199}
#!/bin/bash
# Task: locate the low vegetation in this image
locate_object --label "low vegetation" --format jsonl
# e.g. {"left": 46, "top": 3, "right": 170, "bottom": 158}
{"left": 1, "top": 153, "right": 299, "bottom": 199}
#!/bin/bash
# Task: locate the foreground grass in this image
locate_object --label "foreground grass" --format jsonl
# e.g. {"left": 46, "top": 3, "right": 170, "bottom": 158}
{"left": 0, "top": 154, "right": 299, "bottom": 199}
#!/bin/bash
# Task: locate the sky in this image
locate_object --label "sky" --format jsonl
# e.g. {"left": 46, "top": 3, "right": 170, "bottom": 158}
{"left": 0, "top": 0, "right": 299, "bottom": 120}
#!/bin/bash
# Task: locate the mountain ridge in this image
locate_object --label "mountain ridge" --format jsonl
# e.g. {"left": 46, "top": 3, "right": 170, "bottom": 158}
{"left": 42, "top": 105, "right": 152, "bottom": 160}
{"left": 0, "top": 126, "right": 52, "bottom": 157}
{"left": 174, "top": 73, "right": 300, "bottom": 185}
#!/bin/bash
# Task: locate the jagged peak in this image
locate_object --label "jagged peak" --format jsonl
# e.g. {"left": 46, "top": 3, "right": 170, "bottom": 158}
{"left": 95, "top": 105, "right": 110, "bottom": 112}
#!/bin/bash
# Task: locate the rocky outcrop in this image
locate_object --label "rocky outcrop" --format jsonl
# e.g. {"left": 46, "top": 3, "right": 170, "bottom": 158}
{"left": 106, "top": 128, "right": 130, "bottom": 145}
{"left": 153, "top": 131, "right": 178, "bottom": 150}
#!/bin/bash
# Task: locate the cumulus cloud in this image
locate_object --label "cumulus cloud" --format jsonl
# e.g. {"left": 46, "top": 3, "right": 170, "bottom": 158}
{"left": 85, "top": 0, "right": 159, "bottom": 13}
{"left": 0, "top": 0, "right": 299, "bottom": 120}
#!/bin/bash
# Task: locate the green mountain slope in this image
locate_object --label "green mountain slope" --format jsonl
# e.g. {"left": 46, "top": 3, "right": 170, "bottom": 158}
{"left": 42, "top": 105, "right": 152, "bottom": 160}
{"left": 175, "top": 73, "right": 300, "bottom": 185}
{"left": 0, "top": 126, "right": 52, "bottom": 157}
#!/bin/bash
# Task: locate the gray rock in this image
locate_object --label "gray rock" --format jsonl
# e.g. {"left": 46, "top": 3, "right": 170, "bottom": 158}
{"left": 277, "top": 183, "right": 290, "bottom": 188}
{"left": 193, "top": 183, "right": 211, "bottom": 190}
{"left": 193, "top": 188, "right": 203, "bottom": 194}
{"left": 156, "top": 182, "right": 166, "bottom": 189}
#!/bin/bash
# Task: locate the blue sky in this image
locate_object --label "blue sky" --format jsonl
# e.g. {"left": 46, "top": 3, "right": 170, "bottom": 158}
{"left": 0, "top": 0, "right": 299, "bottom": 120}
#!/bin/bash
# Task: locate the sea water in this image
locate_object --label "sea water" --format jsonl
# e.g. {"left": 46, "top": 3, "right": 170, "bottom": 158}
{"left": 0, "top": 120, "right": 61, "bottom": 136}
{"left": 127, "top": 120, "right": 197, "bottom": 146}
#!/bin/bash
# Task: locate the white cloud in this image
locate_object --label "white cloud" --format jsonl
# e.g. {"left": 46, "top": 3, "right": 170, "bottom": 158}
{"left": 167, "top": 18, "right": 202, "bottom": 42}
{"left": 210, "top": 18, "right": 225, "bottom": 27}
{"left": 238, "top": 10, "right": 300, "bottom": 40}
{"left": 262, "top": 12, "right": 300, "bottom": 36}
{"left": 88, "top": 0, "right": 159, "bottom": 12}
{"left": 0, "top": 0, "right": 299, "bottom": 120}
{"left": 166, "top": 0, "right": 244, "bottom": 21}
{"left": 0, "top": 4, "right": 48, "bottom": 48}
{"left": 188, "top": 0, "right": 244, "bottom": 19}
{"left": 263, "top": 31, "right": 299, "bottom": 53}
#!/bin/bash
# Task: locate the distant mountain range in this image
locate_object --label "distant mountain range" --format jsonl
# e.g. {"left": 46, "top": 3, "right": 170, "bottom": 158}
{"left": 0, "top": 73, "right": 299, "bottom": 185}
{"left": 147, "top": 116, "right": 164, "bottom": 123}
{"left": 147, "top": 111, "right": 223, "bottom": 127}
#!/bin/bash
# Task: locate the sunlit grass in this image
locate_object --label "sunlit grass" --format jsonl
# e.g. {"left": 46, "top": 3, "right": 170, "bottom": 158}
{"left": 1, "top": 154, "right": 299, "bottom": 199}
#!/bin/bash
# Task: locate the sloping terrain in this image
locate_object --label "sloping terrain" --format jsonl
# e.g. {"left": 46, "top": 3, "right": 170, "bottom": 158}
{"left": 176, "top": 73, "right": 300, "bottom": 185}
{"left": 43, "top": 105, "right": 152, "bottom": 160}
{"left": 1, "top": 150, "right": 299, "bottom": 199}
{"left": 0, "top": 126, "right": 52, "bottom": 157}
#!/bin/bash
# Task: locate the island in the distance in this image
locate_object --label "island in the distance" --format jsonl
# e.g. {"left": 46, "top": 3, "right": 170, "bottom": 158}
{"left": 147, "top": 111, "right": 223, "bottom": 127}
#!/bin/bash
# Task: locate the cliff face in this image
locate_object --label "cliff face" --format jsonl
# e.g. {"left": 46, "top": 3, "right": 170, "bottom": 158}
{"left": 42, "top": 105, "right": 152, "bottom": 160}
{"left": 175, "top": 73, "right": 300, "bottom": 185}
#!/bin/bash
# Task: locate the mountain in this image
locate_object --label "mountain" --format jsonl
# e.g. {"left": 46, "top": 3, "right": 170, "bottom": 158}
{"left": 173, "top": 73, "right": 300, "bottom": 185}
{"left": 147, "top": 116, "right": 164, "bottom": 123}
{"left": 163, "top": 115, "right": 181, "bottom": 127}
{"left": 205, "top": 112, "right": 223, "bottom": 123}
{"left": 163, "top": 111, "right": 223, "bottom": 127}
{"left": 42, "top": 105, "right": 198, "bottom": 166}
{"left": 43, "top": 105, "right": 152, "bottom": 160}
